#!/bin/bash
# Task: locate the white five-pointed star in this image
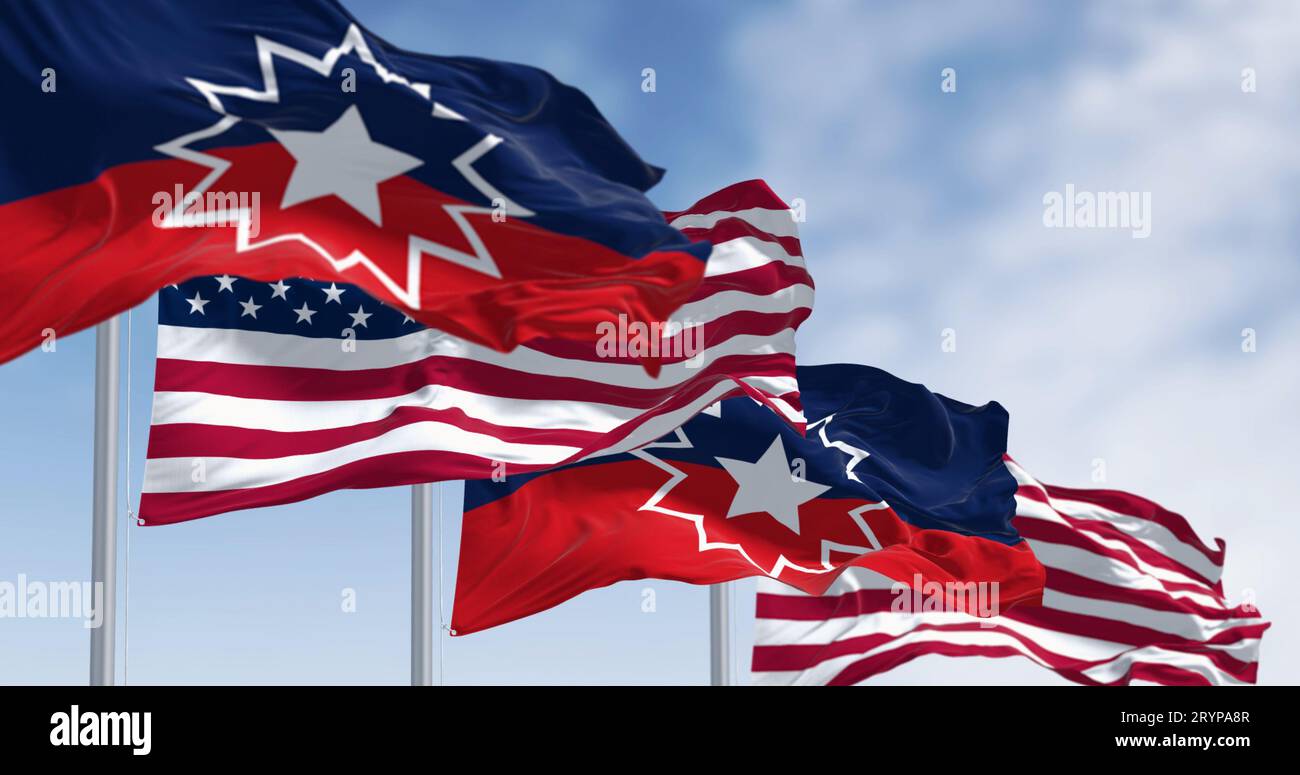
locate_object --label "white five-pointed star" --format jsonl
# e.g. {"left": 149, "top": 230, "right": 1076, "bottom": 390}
{"left": 322, "top": 283, "right": 345, "bottom": 304}
{"left": 714, "top": 436, "right": 832, "bottom": 535}
{"left": 214, "top": 274, "right": 237, "bottom": 293}
{"left": 239, "top": 297, "right": 263, "bottom": 318}
{"left": 293, "top": 302, "right": 317, "bottom": 324}
{"left": 268, "top": 105, "right": 423, "bottom": 227}
{"left": 186, "top": 292, "right": 210, "bottom": 315}
{"left": 348, "top": 305, "right": 373, "bottom": 328}
{"left": 269, "top": 280, "right": 291, "bottom": 300}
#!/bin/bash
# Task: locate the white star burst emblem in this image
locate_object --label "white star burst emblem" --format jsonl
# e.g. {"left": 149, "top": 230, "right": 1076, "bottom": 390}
{"left": 153, "top": 24, "right": 536, "bottom": 308}
{"left": 632, "top": 417, "right": 886, "bottom": 579}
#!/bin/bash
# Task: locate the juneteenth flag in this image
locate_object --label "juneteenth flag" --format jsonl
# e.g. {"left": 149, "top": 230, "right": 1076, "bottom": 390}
{"left": 0, "top": 0, "right": 709, "bottom": 365}
{"left": 451, "top": 365, "right": 1046, "bottom": 635}
{"left": 138, "top": 181, "right": 811, "bottom": 524}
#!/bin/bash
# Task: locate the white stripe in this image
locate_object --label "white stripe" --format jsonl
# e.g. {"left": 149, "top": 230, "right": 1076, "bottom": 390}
{"left": 701, "top": 236, "right": 805, "bottom": 277}
{"left": 157, "top": 323, "right": 799, "bottom": 386}
{"left": 151, "top": 384, "right": 644, "bottom": 435}
{"left": 670, "top": 207, "right": 800, "bottom": 240}
{"left": 672, "top": 283, "right": 812, "bottom": 327}
{"left": 142, "top": 419, "right": 581, "bottom": 493}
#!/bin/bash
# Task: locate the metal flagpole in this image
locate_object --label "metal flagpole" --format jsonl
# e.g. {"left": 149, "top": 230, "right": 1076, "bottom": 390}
{"left": 709, "top": 582, "right": 731, "bottom": 686}
{"left": 90, "top": 317, "right": 121, "bottom": 686}
{"left": 411, "top": 483, "right": 434, "bottom": 686}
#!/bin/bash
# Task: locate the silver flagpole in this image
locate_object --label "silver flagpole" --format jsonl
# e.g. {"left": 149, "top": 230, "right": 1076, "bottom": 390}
{"left": 411, "top": 483, "right": 434, "bottom": 686}
{"left": 90, "top": 317, "right": 121, "bottom": 686}
{"left": 709, "top": 582, "right": 731, "bottom": 686}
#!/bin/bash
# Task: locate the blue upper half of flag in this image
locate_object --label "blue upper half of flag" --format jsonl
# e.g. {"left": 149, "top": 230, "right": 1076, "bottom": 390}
{"left": 0, "top": 0, "right": 706, "bottom": 261}
{"left": 466, "top": 363, "right": 1022, "bottom": 545}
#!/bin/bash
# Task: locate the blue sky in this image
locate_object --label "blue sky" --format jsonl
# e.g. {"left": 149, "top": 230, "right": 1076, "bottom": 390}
{"left": 2, "top": 0, "right": 1296, "bottom": 685}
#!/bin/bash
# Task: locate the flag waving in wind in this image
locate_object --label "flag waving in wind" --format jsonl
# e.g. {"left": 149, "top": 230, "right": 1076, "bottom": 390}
{"left": 752, "top": 457, "right": 1269, "bottom": 686}
{"left": 0, "top": 0, "right": 708, "bottom": 365}
{"left": 139, "top": 180, "right": 811, "bottom": 524}
{"left": 451, "top": 365, "right": 1046, "bottom": 635}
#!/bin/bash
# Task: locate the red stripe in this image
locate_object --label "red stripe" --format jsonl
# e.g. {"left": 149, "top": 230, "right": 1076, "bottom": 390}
{"left": 154, "top": 350, "right": 795, "bottom": 405}
{"left": 661, "top": 178, "right": 790, "bottom": 220}
{"left": 757, "top": 588, "right": 898, "bottom": 620}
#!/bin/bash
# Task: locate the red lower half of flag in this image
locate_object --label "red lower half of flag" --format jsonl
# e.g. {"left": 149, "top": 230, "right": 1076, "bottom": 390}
{"left": 450, "top": 459, "right": 1044, "bottom": 635}
{"left": 0, "top": 143, "right": 703, "bottom": 365}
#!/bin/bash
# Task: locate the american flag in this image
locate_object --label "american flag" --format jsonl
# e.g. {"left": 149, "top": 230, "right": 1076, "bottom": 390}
{"left": 752, "top": 457, "right": 1270, "bottom": 685}
{"left": 139, "top": 180, "right": 812, "bottom": 525}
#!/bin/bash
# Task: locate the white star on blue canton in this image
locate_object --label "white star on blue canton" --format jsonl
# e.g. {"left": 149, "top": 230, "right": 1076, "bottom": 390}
{"left": 293, "top": 302, "right": 317, "bottom": 324}
{"left": 214, "top": 275, "right": 236, "bottom": 293}
{"left": 186, "top": 292, "right": 210, "bottom": 315}
{"left": 348, "top": 305, "right": 373, "bottom": 328}
{"left": 239, "top": 297, "right": 262, "bottom": 319}
{"left": 269, "top": 280, "right": 291, "bottom": 300}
